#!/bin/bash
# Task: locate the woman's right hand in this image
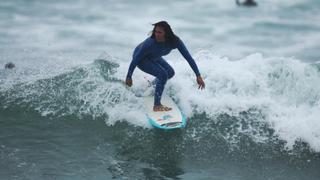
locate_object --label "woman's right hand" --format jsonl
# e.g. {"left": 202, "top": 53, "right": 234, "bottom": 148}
{"left": 125, "top": 78, "right": 133, "bottom": 87}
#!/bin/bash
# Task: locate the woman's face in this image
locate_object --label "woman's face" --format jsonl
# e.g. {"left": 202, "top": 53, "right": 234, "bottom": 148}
{"left": 154, "top": 26, "right": 166, "bottom": 42}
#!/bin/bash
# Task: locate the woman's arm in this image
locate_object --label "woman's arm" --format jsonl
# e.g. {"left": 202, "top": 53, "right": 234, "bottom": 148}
{"left": 177, "top": 39, "right": 201, "bottom": 76}
{"left": 177, "top": 39, "right": 205, "bottom": 89}
{"left": 126, "top": 38, "right": 152, "bottom": 79}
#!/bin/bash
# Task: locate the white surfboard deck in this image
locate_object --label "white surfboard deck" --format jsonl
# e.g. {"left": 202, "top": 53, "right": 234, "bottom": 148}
{"left": 144, "top": 95, "right": 186, "bottom": 130}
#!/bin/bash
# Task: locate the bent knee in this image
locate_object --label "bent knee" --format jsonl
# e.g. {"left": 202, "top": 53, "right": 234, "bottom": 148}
{"left": 168, "top": 69, "right": 175, "bottom": 79}
{"left": 157, "top": 73, "right": 168, "bottom": 82}
{"left": 157, "top": 68, "right": 175, "bottom": 82}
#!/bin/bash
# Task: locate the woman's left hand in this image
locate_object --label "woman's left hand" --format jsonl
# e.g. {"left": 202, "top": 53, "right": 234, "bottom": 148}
{"left": 196, "top": 76, "right": 205, "bottom": 90}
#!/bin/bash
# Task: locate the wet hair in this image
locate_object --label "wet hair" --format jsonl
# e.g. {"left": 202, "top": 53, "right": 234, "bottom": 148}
{"left": 151, "top": 21, "right": 179, "bottom": 45}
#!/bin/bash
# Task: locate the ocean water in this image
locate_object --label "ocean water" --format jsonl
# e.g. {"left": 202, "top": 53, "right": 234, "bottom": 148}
{"left": 1, "top": 0, "right": 320, "bottom": 179}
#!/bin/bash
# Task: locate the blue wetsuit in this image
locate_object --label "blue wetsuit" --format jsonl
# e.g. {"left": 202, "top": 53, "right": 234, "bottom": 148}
{"left": 126, "top": 37, "right": 200, "bottom": 106}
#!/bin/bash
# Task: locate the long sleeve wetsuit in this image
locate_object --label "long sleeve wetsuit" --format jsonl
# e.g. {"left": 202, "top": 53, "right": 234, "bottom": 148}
{"left": 126, "top": 37, "right": 201, "bottom": 106}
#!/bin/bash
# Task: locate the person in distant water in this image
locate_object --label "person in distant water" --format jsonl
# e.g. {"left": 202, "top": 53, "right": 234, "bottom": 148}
{"left": 125, "top": 21, "right": 205, "bottom": 112}
{"left": 5, "top": 62, "right": 15, "bottom": 69}
{"left": 236, "top": 0, "right": 258, "bottom": 7}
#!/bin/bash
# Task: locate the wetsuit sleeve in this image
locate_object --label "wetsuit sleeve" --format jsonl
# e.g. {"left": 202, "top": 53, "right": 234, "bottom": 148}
{"left": 126, "top": 39, "right": 152, "bottom": 79}
{"left": 177, "top": 39, "right": 201, "bottom": 76}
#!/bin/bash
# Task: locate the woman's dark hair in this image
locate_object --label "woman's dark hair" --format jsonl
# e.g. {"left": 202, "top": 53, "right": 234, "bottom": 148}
{"left": 151, "top": 21, "right": 179, "bottom": 45}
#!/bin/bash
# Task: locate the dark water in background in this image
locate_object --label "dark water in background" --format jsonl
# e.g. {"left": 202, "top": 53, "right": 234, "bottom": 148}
{"left": 1, "top": 0, "right": 320, "bottom": 179}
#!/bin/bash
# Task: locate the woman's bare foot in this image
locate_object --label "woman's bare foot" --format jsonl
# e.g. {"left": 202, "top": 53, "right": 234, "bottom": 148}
{"left": 153, "top": 105, "right": 172, "bottom": 112}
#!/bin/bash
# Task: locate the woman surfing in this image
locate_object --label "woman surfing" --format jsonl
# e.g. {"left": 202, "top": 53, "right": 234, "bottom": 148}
{"left": 125, "top": 21, "right": 205, "bottom": 112}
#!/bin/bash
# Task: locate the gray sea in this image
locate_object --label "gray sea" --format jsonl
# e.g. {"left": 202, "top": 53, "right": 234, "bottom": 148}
{"left": 1, "top": 0, "right": 320, "bottom": 179}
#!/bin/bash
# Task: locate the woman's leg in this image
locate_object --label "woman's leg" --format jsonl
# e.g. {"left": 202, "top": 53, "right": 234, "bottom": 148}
{"left": 152, "top": 59, "right": 175, "bottom": 107}
{"left": 138, "top": 58, "right": 175, "bottom": 106}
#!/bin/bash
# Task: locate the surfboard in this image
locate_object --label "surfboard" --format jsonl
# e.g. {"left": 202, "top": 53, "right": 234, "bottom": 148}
{"left": 144, "top": 95, "right": 186, "bottom": 130}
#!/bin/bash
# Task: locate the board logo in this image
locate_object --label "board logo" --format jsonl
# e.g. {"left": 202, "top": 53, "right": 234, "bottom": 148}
{"left": 157, "top": 114, "right": 172, "bottom": 122}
